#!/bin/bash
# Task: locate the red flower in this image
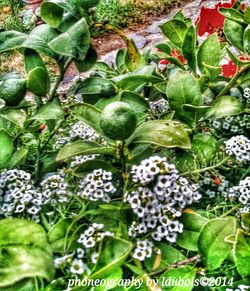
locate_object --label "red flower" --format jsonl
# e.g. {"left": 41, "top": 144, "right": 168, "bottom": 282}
{"left": 213, "top": 177, "right": 222, "bottom": 186}
{"left": 196, "top": 0, "right": 236, "bottom": 36}
{"left": 221, "top": 60, "right": 238, "bottom": 77}
{"left": 159, "top": 49, "right": 186, "bottom": 65}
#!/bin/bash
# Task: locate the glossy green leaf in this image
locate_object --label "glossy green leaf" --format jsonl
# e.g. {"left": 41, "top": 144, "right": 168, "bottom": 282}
{"left": 56, "top": 141, "right": 115, "bottom": 161}
{"left": 128, "top": 120, "right": 191, "bottom": 149}
{"left": 166, "top": 70, "right": 202, "bottom": 124}
{"left": 182, "top": 25, "right": 197, "bottom": 72}
{"left": 234, "top": 229, "right": 250, "bottom": 277}
{"left": 243, "top": 24, "right": 250, "bottom": 55}
{"left": 219, "top": 8, "right": 245, "bottom": 24}
{"left": 191, "top": 133, "right": 217, "bottom": 163}
{"left": 159, "top": 266, "right": 197, "bottom": 291}
{"left": 91, "top": 236, "right": 133, "bottom": 279}
{"left": 74, "top": 48, "right": 97, "bottom": 72}
{"left": 177, "top": 211, "right": 208, "bottom": 251}
{"left": 244, "top": 6, "right": 250, "bottom": 24}
{"left": 30, "top": 24, "right": 60, "bottom": 43}
{"left": 27, "top": 67, "right": 50, "bottom": 96}
{"left": 197, "top": 34, "right": 220, "bottom": 74}
{"left": 0, "top": 109, "right": 26, "bottom": 127}
{"left": 0, "top": 130, "right": 13, "bottom": 169}
{"left": 0, "top": 218, "right": 54, "bottom": 287}
{"left": 30, "top": 99, "right": 64, "bottom": 120}
{"left": 224, "top": 19, "right": 245, "bottom": 52}
{"left": 205, "top": 95, "right": 243, "bottom": 119}
{"left": 145, "top": 243, "right": 185, "bottom": 272}
{"left": 160, "top": 19, "right": 188, "bottom": 48}
{"left": 24, "top": 49, "right": 47, "bottom": 73}
{"left": 0, "top": 31, "right": 56, "bottom": 59}
{"left": 94, "top": 267, "right": 122, "bottom": 291}
{"left": 49, "top": 17, "right": 90, "bottom": 61}
{"left": 198, "top": 217, "right": 236, "bottom": 270}
{"left": 120, "top": 91, "right": 149, "bottom": 113}
{"left": 8, "top": 148, "right": 28, "bottom": 169}
{"left": 117, "top": 75, "right": 162, "bottom": 91}
{"left": 70, "top": 103, "right": 103, "bottom": 134}
{"left": 115, "top": 48, "right": 127, "bottom": 73}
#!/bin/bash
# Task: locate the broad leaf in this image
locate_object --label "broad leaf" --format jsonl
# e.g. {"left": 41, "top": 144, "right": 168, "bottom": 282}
{"left": 197, "top": 34, "right": 221, "bottom": 74}
{"left": 91, "top": 236, "right": 133, "bottom": 279}
{"left": 182, "top": 25, "right": 197, "bottom": 72}
{"left": 56, "top": 141, "right": 115, "bottom": 161}
{"left": 160, "top": 20, "right": 188, "bottom": 48}
{"left": 117, "top": 75, "right": 162, "bottom": 91}
{"left": 30, "top": 100, "right": 64, "bottom": 121}
{"left": 94, "top": 267, "right": 122, "bottom": 291}
{"left": 224, "top": 19, "right": 246, "bottom": 52}
{"left": 177, "top": 211, "right": 208, "bottom": 251}
{"left": 159, "top": 266, "right": 197, "bottom": 291}
{"left": 0, "top": 130, "right": 13, "bottom": 169}
{"left": 234, "top": 229, "right": 250, "bottom": 277}
{"left": 0, "top": 218, "right": 54, "bottom": 287}
{"left": 198, "top": 217, "right": 236, "bottom": 270}
{"left": 205, "top": 95, "right": 243, "bottom": 119}
{"left": 74, "top": 48, "right": 97, "bottom": 72}
{"left": 49, "top": 17, "right": 90, "bottom": 61}
{"left": 0, "top": 109, "right": 26, "bottom": 127}
{"left": 128, "top": 120, "right": 191, "bottom": 149}
{"left": 27, "top": 67, "right": 50, "bottom": 97}
{"left": 219, "top": 8, "right": 245, "bottom": 24}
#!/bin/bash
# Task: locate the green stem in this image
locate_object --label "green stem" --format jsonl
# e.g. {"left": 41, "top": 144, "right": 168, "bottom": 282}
{"left": 217, "top": 64, "right": 250, "bottom": 98}
{"left": 35, "top": 139, "right": 41, "bottom": 180}
{"left": 181, "top": 157, "right": 230, "bottom": 176}
{"left": 50, "top": 57, "right": 73, "bottom": 101}
{"left": 221, "top": 204, "right": 241, "bottom": 218}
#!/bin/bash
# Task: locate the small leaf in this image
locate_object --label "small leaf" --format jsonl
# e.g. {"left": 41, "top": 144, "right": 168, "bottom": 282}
{"left": 191, "top": 133, "right": 217, "bottom": 163}
{"left": 205, "top": 95, "right": 243, "bottom": 119}
{"left": 159, "top": 266, "right": 197, "bottom": 291}
{"left": 56, "top": 141, "right": 115, "bottom": 161}
{"left": 160, "top": 20, "right": 188, "bottom": 48}
{"left": 219, "top": 8, "right": 245, "bottom": 24}
{"left": 241, "top": 213, "right": 250, "bottom": 232}
{"left": 234, "top": 229, "right": 250, "bottom": 277}
{"left": 243, "top": 24, "right": 250, "bottom": 55}
{"left": 177, "top": 211, "right": 208, "bottom": 251}
{"left": 198, "top": 217, "right": 236, "bottom": 270}
{"left": 27, "top": 67, "right": 50, "bottom": 97}
{"left": 128, "top": 120, "right": 191, "bottom": 149}
{"left": 91, "top": 236, "right": 133, "bottom": 279}
{"left": 244, "top": 6, "right": 250, "bottom": 24}
{"left": 49, "top": 17, "right": 90, "bottom": 61}
{"left": 182, "top": 25, "right": 197, "bottom": 72}
{"left": 8, "top": 148, "right": 28, "bottom": 169}
{"left": 0, "top": 130, "right": 13, "bottom": 169}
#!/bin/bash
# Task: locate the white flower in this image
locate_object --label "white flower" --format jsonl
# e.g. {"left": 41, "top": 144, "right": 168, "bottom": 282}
{"left": 70, "top": 259, "right": 86, "bottom": 274}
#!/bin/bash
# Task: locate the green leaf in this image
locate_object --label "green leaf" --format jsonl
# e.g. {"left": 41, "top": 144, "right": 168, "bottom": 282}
{"left": 0, "top": 218, "right": 54, "bottom": 287}
{"left": 115, "top": 48, "right": 127, "bottom": 73}
{"left": 166, "top": 70, "right": 202, "bottom": 125}
{"left": 224, "top": 19, "right": 245, "bottom": 52}
{"left": 182, "top": 25, "right": 197, "bottom": 72}
{"left": 198, "top": 217, "right": 237, "bottom": 270}
{"left": 128, "top": 120, "right": 191, "bottom": 149}
{"left": 73, "top": 77, "right": 117, "bottom": 104}
{"left": 219, "top": 8, "right": 245, "bottom": 24}
{"left": 191, "top": 133, "right": 217, "bottom": 164}
{"left": 30, "top": 99, "right": 64, "bottom": 121}
{"left": 74, "top": 48, "right": 97, "bottom": 72}
{"left": 197, "top": 34, "right": 221, "bottom": 74}
{"left": 56, "top": 141, "right": 115, "bottom": 161}
{"left": 241, "top": 213, "right": 250, "bottom": 232}
{"left": 160, "top": 20, "right": 188, "bottom": 48}
{"left": 70, "top": 103, "right": 103, "bottom": 134}
{"left": 94, "top": 267, "right": 122, "bottom": 291}
{"left": 177, "top": 211, "right": 208, "bottom": 251}
{"left": 234, "top": 229, "right": 250, "bottom": 277}
{"left": 74, "top": 159, "right": 118, "bottom": 177}
{"left": 41, "top": 2, "right": 64, "bottom": 28}
{"left": 0, "top": 31, "right": 56, "bottom": 59}
{"left": 243, "top": 24, "right": 250, "bottom": 55}
{"left": 30, "top": 24, "right": 60, "bottom": 44}
{"left": 120, "top": 91, "right": 149, "bottom": 113}
{"left": 117, "top": 75, "right": 162, "bottom": 91}
{"left": 0, "top": 130, "right": 13, "bottom": 169}
{"left": 49, "top": 17, "right": 90, "bottom": 61}
{"left": 159, "top": 266, "right": 197, "bottom": 291}
{"left": 0, "top": 109, "right": 26, "bottom": 127}
{"left": 91, "top": 236, "right": 133, "bottom": 279}
{"left": 27, "top": 67, "right": 50, "bottom": 97}
{"left": 145, "top": 243, "right": 185, "bottom": 272}
{"left": 244, "top": 6, "right": 250, "bottom": 24}
{"left": 8, "top": 148, "right": 28, "bottom": 169}
{"left": 24, "top": 49, "right": 47, "bottom": 73}
{"left": 205, "top": 95, "right": 243, "bottom": 119}
{"left": 74, "top": 0, "right": 100, "bottom": 9}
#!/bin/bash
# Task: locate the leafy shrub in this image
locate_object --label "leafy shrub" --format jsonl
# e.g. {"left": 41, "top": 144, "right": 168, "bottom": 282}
{"left": 0, "top": 0, "right": 250, "bottom": 290}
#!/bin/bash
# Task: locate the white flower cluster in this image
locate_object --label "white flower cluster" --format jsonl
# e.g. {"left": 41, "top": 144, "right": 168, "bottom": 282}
{"left": 149, "top": 99, "right": 169, "bottom": 117}
{"left": 133, "top": 239, "right": 153, "bottom": 261}
{"left": 227, "top": 177, "right": 250, "bottom": 207}
{"left": 0, "top": 170, "right": 42, "bottom": 221}
{"left": 226, "top": 285, "right": 250, "bottom": 291}
{"left": 125, "top": 156, "right": 201, "bottom": 243}
{"left": 78, "top": 223, "right": 114, "bottom": 249}
{"left": 40, "top": 173, "right": 71, "bottom": 206}
{"left": 70, "top": 154, "right": 98, "bottom": 168}
{"left": 70, "top": 121, "right": 99, "bottom": 141}
{"left": 78, "top": 169, "right": 116, "bottom": 203}
{"left": 225, "top": 135, "right": 250, "bottom": 163}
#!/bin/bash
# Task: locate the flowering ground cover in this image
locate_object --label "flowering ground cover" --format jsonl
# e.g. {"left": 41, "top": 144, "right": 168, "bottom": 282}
{"left": 0, "top": 0, "right": 250, "bottom": 290}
